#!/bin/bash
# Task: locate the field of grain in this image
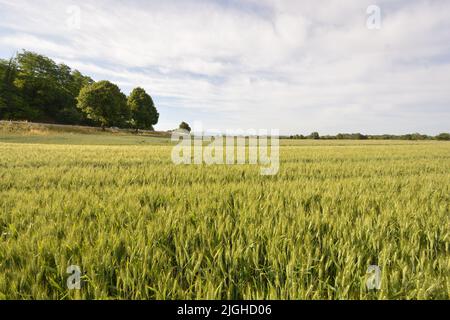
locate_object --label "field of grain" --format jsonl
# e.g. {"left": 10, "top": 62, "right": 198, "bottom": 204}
{"left": 0, "top": 138, "right": 449, "bottom": 299}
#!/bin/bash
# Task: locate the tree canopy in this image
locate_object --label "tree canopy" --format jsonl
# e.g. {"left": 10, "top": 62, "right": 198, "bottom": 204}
{"left": 0, "top": 50, "right": 159, "bottom": 130}
{"left": 77, "top": 81, "right": 128, "bottom": 128}
{"left": 179, "top": 121, "right": 192, "bottom": 132}
{"left": 127, "top": 87, "right": 159, "bottom": 130}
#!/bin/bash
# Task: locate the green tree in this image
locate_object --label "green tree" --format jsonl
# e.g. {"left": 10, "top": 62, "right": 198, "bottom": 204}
{"left": 127, "top": 87, "right": 159, "bottom": 131}
{"left": 0, "top": 59, "right": 9, "bottom": 117}
{"left": 58, "top": 69, "right": 94, "bottom": 125}
{"left": 355, "top": 133, "right": 368, "bottom": 140}
{"left": 6, "top": 50, "right": 94, "bottom": 124}
{"left": 77, "top": 80, "right": 128, "bottom": 129}
{"left": 0, "top": 57, "right": 31, "bottom": 120}
{"left": 70, "top": 70, "right": 94, "bottom": 95}
{"left": 14, "top": 51, "right": 62, "bottom": 121}
{"left": 0, "top": 50, "right": 134, "bottom": 126}
{"left": 310, "top": 132, "right": 320, "bottom": 140}
{"left": 179, "top": 121, "right": 191, "bottom": 132}
{"left": 436, "top": 133, "right": 450, "bottom": 141}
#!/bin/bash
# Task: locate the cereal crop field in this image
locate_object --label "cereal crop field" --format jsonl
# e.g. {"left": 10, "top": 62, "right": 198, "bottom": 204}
{"left": 0, "top": 137, "right": 448, "bottom": 299}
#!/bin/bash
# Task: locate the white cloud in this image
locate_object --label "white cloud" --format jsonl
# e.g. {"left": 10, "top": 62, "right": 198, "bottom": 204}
{"left": 0, "top": 0, "right": 449, "bottom": 134}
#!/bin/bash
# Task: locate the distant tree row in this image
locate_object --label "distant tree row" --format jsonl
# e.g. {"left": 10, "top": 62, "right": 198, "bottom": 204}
{"left": 289, "top": 132, "right": 450, "bottom": 141}
{"left": 0, "top": 50, "right": 158, "bottom": 130}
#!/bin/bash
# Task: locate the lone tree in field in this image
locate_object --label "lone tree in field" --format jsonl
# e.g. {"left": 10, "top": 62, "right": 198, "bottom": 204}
{"left": 179, "top": 121, "right": 191, "bottom": 132}
{"left": 127, "top": 87, "right": 159, "bottom": 131}
{"left": 310, "top": 132, "right": 320, "bottom": 140}
{"left": 77, "top": 80, "right": 128, "bottom": 129}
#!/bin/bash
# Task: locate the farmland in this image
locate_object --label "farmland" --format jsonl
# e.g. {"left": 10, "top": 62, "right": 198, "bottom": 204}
{"left": 0, "top": 135, "right": 449, "bottom": 299}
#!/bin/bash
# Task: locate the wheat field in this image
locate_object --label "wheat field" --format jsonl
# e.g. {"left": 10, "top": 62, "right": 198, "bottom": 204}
{"left": 0, "top": 139, "right": 449, "bottom": 299}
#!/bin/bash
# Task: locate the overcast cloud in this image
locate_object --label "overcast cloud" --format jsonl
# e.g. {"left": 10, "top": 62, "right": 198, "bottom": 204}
{"left": 0, "top": 0, "right": 449, "bottom": 134}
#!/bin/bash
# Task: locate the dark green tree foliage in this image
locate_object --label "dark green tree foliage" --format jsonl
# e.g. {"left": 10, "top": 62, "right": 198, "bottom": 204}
{"left": 15, "top": 51, "right": 95, "bottom": 124}
{"left": 436, "top": 133, "right": 450, "bottom": 141}
{"left": 127, "top": 87, "right": 159, "bottom": 130}
{"left": 1, "top": 50, "right": 160, "bottom": 130}
{"left": 15, "top": 52, "right": 68, "bottom": 121}
{"left": 0, "top": 51, "right": 94, "bottom": 124}
{"left": 0, "top": 59, "right": 10, "bottom": 117}
{"left": 179, "top": 121, "right": 192, "bottom": 132}
{"left": 77, "top": 81, "right": 128, "bottom": 128}
{"left": 334, "top": 133, "right": 368, "bottom": 140}
{"left": 0, "top": 58, "right": 29, "bottom": 119}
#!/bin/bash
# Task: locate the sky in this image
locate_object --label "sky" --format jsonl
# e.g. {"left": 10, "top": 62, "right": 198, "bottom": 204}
{"left": 0, "top": 0, "right": 449, "bottom": 135}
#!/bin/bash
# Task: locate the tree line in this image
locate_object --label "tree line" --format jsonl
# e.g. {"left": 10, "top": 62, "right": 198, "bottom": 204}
{"left": 289, "top": 132, "right": 450, "bottom": 141}
{"left": 0, "top": 51, "right": 158, "bottom": 130}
